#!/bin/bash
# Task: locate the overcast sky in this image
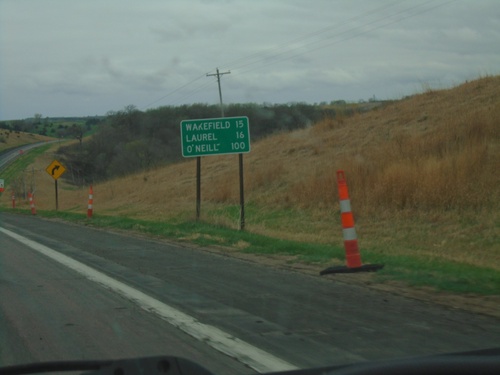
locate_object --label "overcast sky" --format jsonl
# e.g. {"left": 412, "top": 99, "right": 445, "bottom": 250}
{"left": 1, "top": 0, "right": 499, "bottom": 120}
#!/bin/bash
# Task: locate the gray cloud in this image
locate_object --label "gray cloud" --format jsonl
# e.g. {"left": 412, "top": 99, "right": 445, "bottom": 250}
{"left": 1, "top": 0, "right": 499, "bottom": 120}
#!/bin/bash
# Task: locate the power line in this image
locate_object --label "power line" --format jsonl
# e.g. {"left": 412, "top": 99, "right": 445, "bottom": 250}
{"left": 140, "top": 73, "right": 206, "bottom": 110}
{"left": 143, "top": 1, "right": 409, "bottom": 108}
{"left": 145, "top": 0, "right": 457, "bottom": 108}
{"left": 235, "top": 0, "right": 452, "bottom": 76}
{"left": 218, "top": 0, "right": 409, "bottom": 72}
{"left": 167, "top": 80, "right": 215, "bottom": 107}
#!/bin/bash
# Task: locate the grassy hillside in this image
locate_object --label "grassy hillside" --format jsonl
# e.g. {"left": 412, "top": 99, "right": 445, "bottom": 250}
{"left": 1, "top": 76, "right": 499, "bottom": 301}
{"left": 0, "top": 130, "right": 54, "bottom": 152}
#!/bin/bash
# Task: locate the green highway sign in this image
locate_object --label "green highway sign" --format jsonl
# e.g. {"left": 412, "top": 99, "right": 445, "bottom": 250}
{"left": 180, "top": 116, "right": 250, "bottom": 157}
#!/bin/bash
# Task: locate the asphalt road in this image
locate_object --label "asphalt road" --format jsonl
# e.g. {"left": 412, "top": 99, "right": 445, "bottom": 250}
{"left": 0, "top": 142, "right": 53, "bottom": 171}
{"left": 1, "top": 213, "right": 499, "bottom": 374}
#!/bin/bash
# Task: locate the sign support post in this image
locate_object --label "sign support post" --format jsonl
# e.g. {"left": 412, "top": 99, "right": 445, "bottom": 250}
{"left": 196, "top": 156, "right": 201, "bottom": 220}
{"left": 55, "top": 179, "right": 59, "bottom": 210}
{"left": 239, "top": 153, "right": 245, "bottom": 230}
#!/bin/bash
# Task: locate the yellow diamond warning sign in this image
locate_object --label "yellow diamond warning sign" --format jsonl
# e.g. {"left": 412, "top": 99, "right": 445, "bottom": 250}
{"left": 46, "top": 160, "right": 66, "bottom": 180}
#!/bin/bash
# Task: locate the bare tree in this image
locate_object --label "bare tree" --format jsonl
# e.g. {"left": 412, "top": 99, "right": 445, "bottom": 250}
{"left": 69, "top": 124, "right": 85, "bottom": 147}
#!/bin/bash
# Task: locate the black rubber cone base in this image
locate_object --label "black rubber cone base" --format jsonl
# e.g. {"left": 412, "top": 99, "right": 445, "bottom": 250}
{"left": 320, "top": 263, "right": 384, "bottom": 275}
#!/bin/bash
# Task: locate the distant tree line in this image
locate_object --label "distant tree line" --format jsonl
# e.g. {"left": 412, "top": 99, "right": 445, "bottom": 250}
{"left": 0, "top": 116, "right": 103, "bottom": 138}
{"left": 56, "top": 102, "right": 347, "bottom": 185}
{"left": 44, "top": 102, "right": 372, "bottom": 185}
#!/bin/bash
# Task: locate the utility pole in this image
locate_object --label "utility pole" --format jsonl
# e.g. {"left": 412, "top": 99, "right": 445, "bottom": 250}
{"left": 206, "top": 68, "right": 230, "bottom": 117}
{"left": 200, "top": 68, "right": 231, "bottom": 221}
{"left": 206, "top": 68, "right": 246, "bottom": 230}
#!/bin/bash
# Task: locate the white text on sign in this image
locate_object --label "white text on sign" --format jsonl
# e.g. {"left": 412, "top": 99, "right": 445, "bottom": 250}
{"left": 180, "top": 116, "right": 250, "bottom": 157}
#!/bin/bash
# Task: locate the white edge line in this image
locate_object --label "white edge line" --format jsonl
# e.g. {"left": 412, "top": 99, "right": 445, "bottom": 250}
{"left": 0, "top": 227, "right": 299, "bottom": 373}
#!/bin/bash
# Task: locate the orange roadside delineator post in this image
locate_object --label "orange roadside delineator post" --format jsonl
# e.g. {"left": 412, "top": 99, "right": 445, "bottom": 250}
{"left": 87, "top": 185, "right": 93, "bottom": 218}
{"left": 28, "top": 192, "right": 37, "bottom": 215}
{"left": 320, "top": 170, "right": 383, "bottom": 275}
{"left": 338, "top": 170, "right": 362, "bottom": 268}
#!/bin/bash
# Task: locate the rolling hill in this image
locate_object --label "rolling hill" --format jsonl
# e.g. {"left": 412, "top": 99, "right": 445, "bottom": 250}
{"left": 0, "top": 130, "right": 54, "bottom": 152}
{"left": 2, "top": 76, "right": 499, "bottom": 275}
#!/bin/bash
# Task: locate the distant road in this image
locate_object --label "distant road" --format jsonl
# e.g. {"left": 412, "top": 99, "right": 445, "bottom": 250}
{"left": 0, "top": 141, "right": 57, "bottom": 171}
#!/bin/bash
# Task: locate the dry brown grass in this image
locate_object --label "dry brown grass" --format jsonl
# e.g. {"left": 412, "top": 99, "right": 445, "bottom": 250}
{"left": 0, "top": 130, "right": 53, "bottom": 151}
{"left": 288, "top": 78, "right": 500, "bottom": 214}
{"left": 2, "top": 76, "right": 499, "bottom": 270}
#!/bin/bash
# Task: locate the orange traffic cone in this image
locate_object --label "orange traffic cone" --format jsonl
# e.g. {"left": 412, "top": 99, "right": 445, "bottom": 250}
{"left": 28, "top": 192, "right": 36, "bottom": 215}
{"left": 87, "top": 185, "right": 93, "bottom": 218}
{"left": 320, "top": 170, "right": 383, "bottom": 275}
{"left": 337, "top": 170, "right": 363, "bottom": 268}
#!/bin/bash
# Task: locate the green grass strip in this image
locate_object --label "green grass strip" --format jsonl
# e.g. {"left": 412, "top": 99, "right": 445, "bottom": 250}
{"left": 365, "top": 252, "right": 500, "bottom": 295}
{"left": 2, "top": 208, "right": 498, "bottom": 296}
{"left": 0, "top": 144, "right": 52, "bottom": 182}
